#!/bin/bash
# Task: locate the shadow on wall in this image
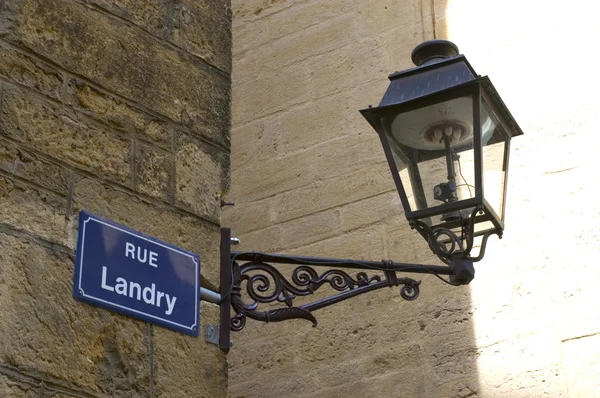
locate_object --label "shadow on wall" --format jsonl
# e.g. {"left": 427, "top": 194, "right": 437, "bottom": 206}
{"left": 225, "top": 1, "right": 483, "bottom": 397}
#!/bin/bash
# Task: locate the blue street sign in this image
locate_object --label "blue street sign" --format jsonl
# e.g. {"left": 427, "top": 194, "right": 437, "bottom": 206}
{"left": 73, "top": 211, "right": 200, "bottom": 336}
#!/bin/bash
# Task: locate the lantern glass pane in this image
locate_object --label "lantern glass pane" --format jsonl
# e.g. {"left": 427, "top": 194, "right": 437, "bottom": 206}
{"left": 386, "top": 95, "right": 476, "bottom": 224}
{"left": 481, "top": 100, "right": 508, "bottom": 221}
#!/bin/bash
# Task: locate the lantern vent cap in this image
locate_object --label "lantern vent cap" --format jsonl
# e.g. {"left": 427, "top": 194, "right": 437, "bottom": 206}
{"left": 411, "top": 40, "right": 459, "bottom": 66}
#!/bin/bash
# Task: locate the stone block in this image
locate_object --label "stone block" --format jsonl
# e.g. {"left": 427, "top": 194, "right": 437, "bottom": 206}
{"left": 153, "top": 302, "right": 227, "bottom": 398}
{"left": 288, "top": 226, "right": 384, "bottom": 260}
{"left": 135, "top": 143, "right": 173, "bottom": 203}
{"left": 229, "top": 117, "right": 279, "bottom": 172}
{"left": 272, "top": 162, "right": 395, "bottom": 223}
{"left": 281, "top": 209, "right": 340, "bottom": 249}
{"left": 356, "top": 0, "right": 424, "bottom": 38}
{"left": 338, "top": 191, "right": 400, "bottom": 232}
{"left": 65, "top": 80, "right": 173, "bottom": 149}
{"left": 277, "top": 92, "right": 357, "bottom": 154}
{"left": 1, "top": 85, "right": 132, "bottom": 185}
{"left": 0, "top": 138, "right": 70, "bottom": 195}
{"left": 432, "top": 0, "right": 449, "bottom": 40}
{"left": 385, "top": 224, "right": 440, "bottom": 264}
{"left": 175, "top": 133, "right": 229, "bottom": 224}
{"left": 420, "top": 334, "right": 479, "bottom": 385}
{"left": 383, "top": 23, "right": 428, "bottom": 74}
{"left": 235, "top": 224, "right": 282, "bottom": 253}
{"left": 306, "top": 38, "right": 393, "bottom": 100}
{"left": 266, "top": 15, "right": 355, "bottom": 71}
{"left": 71, "top": 177, "right": 221, "bottom": 286}
{"left": 308, "top": 369, "right": 432, "bottom": 398}
{"left": 4, "top": 0, "right": 230, "bottom": 148}
{"left": 0, "top": 42, "right": 63, "bottom": 100}
{"left": 232, "top": 15, "right": 270, "bottom": 56}
{"left": 221, "top": 196, "right": 274, "bottom": 236}
{"left": 229, "top": 362, "right": 319, "bottom": 398}
{"left": 232, "top": 60, "right": 310, "bottom": 125}
{"left": 175, "top": 0, "right": 232, "bottom": 72}
{"left": 233, "top": 134, "right": 388, "bottom": 203}
{"left": 268, "top": 0, "right": 354, "bottom": 40}
{"left": 87, "top": 0, "right": 167, "bottom": 37}
{"left": 0, "top": 233, "right": 152, "bottom": 395}
{"left": 0, "top": 174, "right": 68, "bottom": 245}
{"left": 313, "top": 343, "right": 424, "bottom": 387}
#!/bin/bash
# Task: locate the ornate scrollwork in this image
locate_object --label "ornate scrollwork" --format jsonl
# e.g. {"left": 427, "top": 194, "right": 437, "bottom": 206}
{"left": 411, "top": 206, "right": 494, "bottom": 264}
{"left": 399, "top": 279, "right": 421, "bottom": 300}
{"left": 229, "top": 258, "right": 422, "bottom": 331}
{"left": 292, "top": 266, "right": 381, "bottom": 292}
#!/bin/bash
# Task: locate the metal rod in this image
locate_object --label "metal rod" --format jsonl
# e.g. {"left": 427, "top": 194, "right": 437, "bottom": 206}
{"left": 200, "top": 287, "right": 221, "bottom": 304}
{"left": 231, "top": 251, "right": 453, "bottom": 275}
{"left": 301, "top": 280, "right": 390, "bottom": 312}
{"left": 219, "top": 228, "right": 232, "bottom": 351}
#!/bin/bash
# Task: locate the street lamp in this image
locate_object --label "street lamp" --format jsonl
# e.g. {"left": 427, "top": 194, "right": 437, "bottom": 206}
{"left": 216, "top": 40, "right": 523, "bottom": 350}
{"left": 361, "top": 40, "right": 523, "bottom": 268}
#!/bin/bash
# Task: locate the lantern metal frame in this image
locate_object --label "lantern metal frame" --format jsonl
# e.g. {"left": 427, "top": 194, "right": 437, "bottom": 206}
{"left": 360, "top": 72, "right": 522, "bottom": 264}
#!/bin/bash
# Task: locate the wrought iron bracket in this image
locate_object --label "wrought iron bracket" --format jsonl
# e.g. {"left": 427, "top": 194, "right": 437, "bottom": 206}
{"left": 217, "top": 228, "right": 473, "bottom": 352}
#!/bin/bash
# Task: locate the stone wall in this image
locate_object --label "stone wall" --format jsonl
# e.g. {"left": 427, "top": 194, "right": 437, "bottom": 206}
{"left": 0, "top": 0, "right": 231, "bottom": 396}
{"left": 226, "top": 0, "right": 600, "bottom": 397}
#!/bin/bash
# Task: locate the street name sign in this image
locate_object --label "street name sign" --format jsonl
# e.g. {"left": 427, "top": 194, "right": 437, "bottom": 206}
{"left": 73, "top": 211, "right": 200, "bottom": 336}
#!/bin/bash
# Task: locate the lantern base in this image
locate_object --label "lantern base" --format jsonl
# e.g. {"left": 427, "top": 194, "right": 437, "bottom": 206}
{"left": 449, "top": 258, "right": 475, "bottom": 285}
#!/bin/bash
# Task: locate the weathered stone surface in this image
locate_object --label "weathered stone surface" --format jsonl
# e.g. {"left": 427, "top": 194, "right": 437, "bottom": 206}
{"left": 232, "top": 0, "right": 298, "bottom": 23}
{"left": 229, "top": 134, "right": 388, "bottom": 203}
{"left": 306, "top": 38, "right": 393, "bottom": 100}
{"left": 88, "top": 0, "right": 167, "bottom": 37}
{"left": 0, "top": 0, "right": 230, "bottom": 394}
{"left": 0, "top": 138, "right": 70, "bottom": 195}
{"left": 65, "top": 80, "right": 173, "bottom": 149}
{"left": 135, "top": 143, "right": 173, "bottom": 203}
{"left": 0, "top": 233, "right": 151, "bottom": 395}
{"left": 356, "top": 0, "right": 424, "bottom": 37}
{"left": 153, "top": 302, "right": 227, "bottom": 398}
{"left": 0, "top": 174, "right": 68, "bottom": 245}
{"left": 175, "top": 133, "right": 229, "bottom": 223}
{"left": 221, "top": 196, "right": 273, "bottom": 235}
{"left": 339, "top": 191, "right": 400, "bottom": 232}
{"left": 228, "top": 1, "right": 600, "bottom": 397}
{"left": 232, "top": 59, "right": 310, "bottom": 125}
{"left": 0, "top": 42, "right": 63, "bottom": 100}
{"left": 229, "top": 117, "right": 279, "bottom": 172}
{"left": 383, "top": 23, "right": 429, "bottom": 74}
{"left": 268, "top": 0, "right": 354, "bottom": 40}
{"left": 175, "top": 0, "right": 232, "bottom": 72}
{"left": 235, "top": 224, "right": 282, "bottom": 253}
{"left": 281, "top": 209, "right": 340, "bottom": 249}
{"left": 4, "top": 0, "right": 230, "bottom": 148}
{"left": 288, "top": 226, "right": 385, "bottom": 260}
{"left": 1, "top": 85, "right": 132, "bottom": 185}
{"left": 71, "top": 177, "right": 221, "bottom": 286}
{"left": 267, "top": 15, "right": 355, "bottom": 71}
{"left": 270, "top": 162, "right": 395, "bottom": 223}
{"left": 0, "top": 374, "right": 38, "bottom": 397}
{"left": 277, "top": 91, "right": 357, "bottom": 154}
{"left": 232, "top": 13, "right": 270, "bottom": 56}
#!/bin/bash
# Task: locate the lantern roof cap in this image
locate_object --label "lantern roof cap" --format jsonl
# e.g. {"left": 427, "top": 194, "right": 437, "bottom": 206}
{"left": 411, "top": 39, "right": 459, "bottom": 66}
